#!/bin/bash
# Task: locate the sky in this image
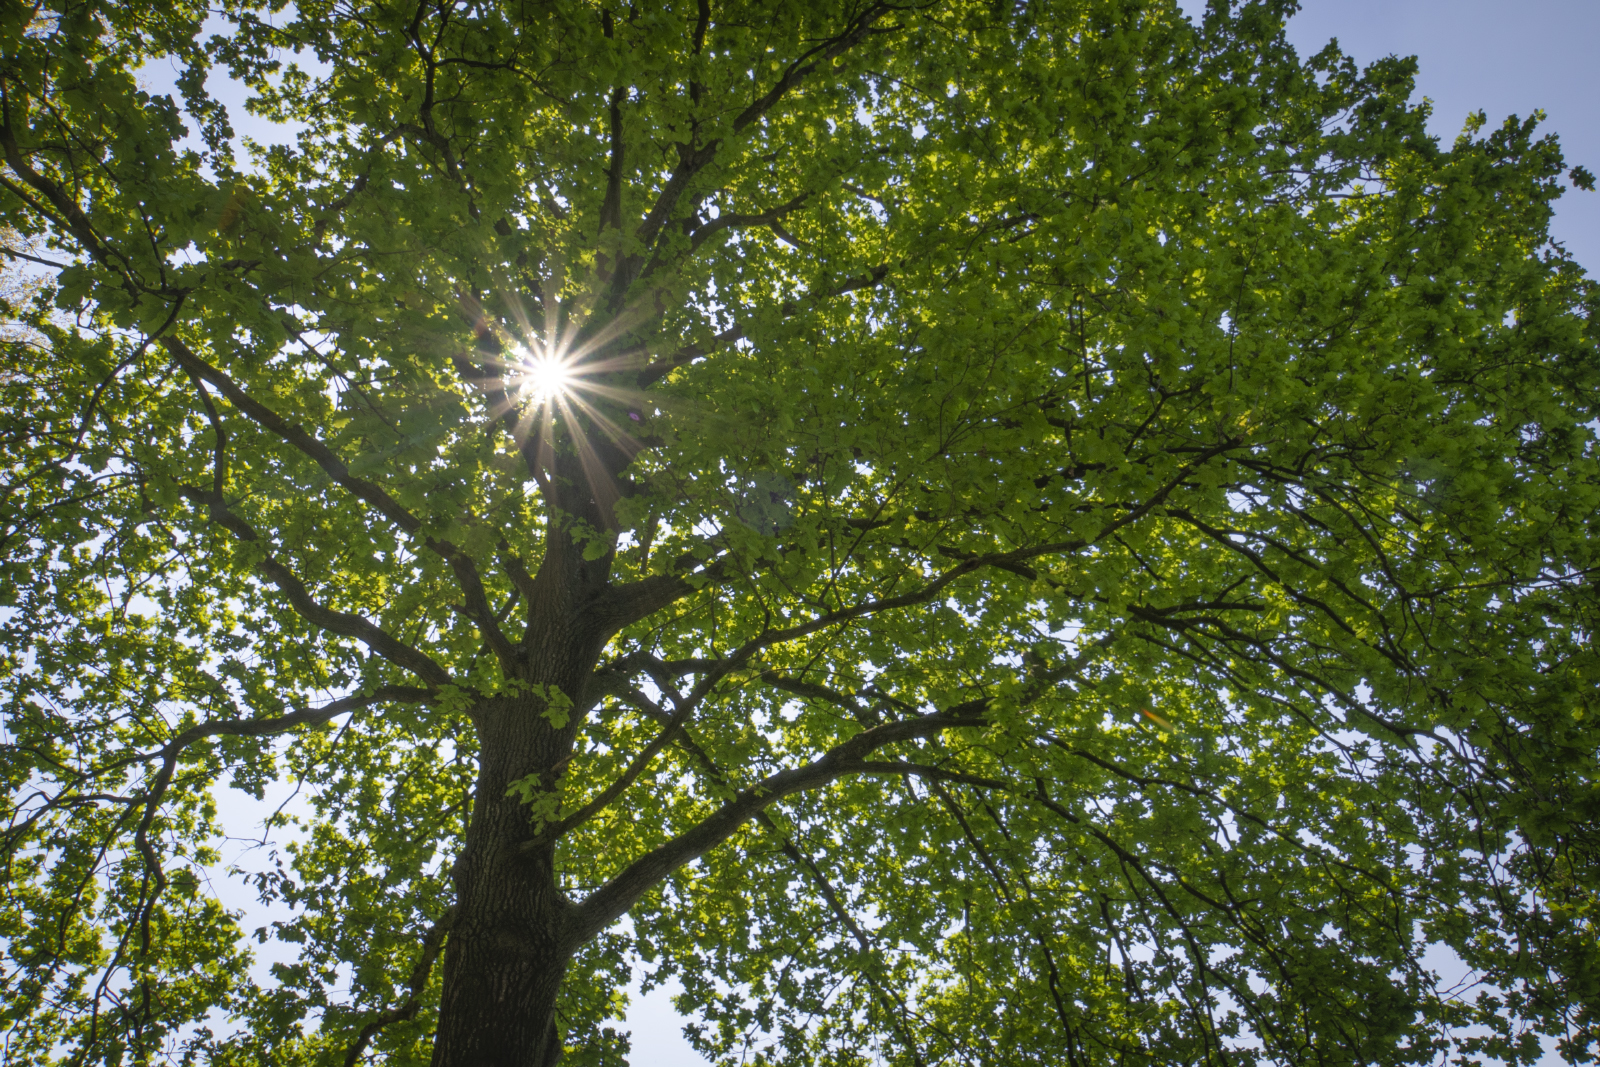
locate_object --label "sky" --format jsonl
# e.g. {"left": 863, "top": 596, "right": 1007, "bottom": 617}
{"left": 144, "top": 1, "right": 1599, "bottom": 1062}
{"left": 1225, "top": 0, "right": 1600, "bottom": 270}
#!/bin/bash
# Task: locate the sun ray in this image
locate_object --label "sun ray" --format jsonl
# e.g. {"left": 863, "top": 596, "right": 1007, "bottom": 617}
{"left": 512, "top": 348, "right": 575, "bottom": 404}
{"left": 559, "top": 391, "right": 645, "bottom": 453}
{"left": 554, "top": 392, "right": 624, "bottom": 526}
{"left": 467, "top": 287, "right": 683, "bottom": 519}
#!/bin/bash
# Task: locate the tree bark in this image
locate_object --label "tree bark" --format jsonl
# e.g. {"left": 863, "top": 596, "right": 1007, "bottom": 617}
{"left": 428, "top": 684, "right": 579, "bottom": 1067}
{"left": 428, "top": 416, "right": 633, "bottom": 1065}
{"left": 430, "top": 688, "right": 579, "bottom": 1067}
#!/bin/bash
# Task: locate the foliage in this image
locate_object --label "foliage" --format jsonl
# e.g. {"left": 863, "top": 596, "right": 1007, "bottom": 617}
{"left": 2, "top": 0, "right": 1598, "bottom": 1064}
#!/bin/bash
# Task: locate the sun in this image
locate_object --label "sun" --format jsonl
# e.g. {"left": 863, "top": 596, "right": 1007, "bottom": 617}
{"left": 513, "top": 349, "right": 574, "bottom": 404}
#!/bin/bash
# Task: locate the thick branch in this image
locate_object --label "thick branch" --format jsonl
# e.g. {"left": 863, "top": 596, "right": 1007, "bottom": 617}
{"left": 168, "top": 686, "right": 434, "bottom": 755}
{"left": 585, "top": 567, "right": 715, "bottom": 637}
{"left": 538, "top": 699, "right": 691, "bottom": 842}
{"left": 663, "top": 717, "right": 935, "bottom": 1064}
{"left": 564, "top": 706, "right": 985, "bottom": 946}
{"left": 599, "top": 87, "right": 625, "bottom": 238}
{"left": 727, "top": 5, "right": 892, "bottom": 136}
{"left": 759, "top": 671, "right": 864, "bottom": 714}
{"left": 687, "top": 191, "right": 811, "bottom": 254}
{"left": 180, "top": 485, "right": 453, "bottom": 687}
{"left": 562, "top": 625, "right": 1118, "bottom": 947}
{"left": 164, "top": 337, "right": 515, "bottom": 668}
{"left": 341, "top": 905, "right": 458, "bottom": 1067}
{"left": 613, "top": 5, "right": 894, "bottom": 301}
{"left": 0, "top": 684, "right": 426, "bottom": 871}
{"left": 593, "top": 524, "right": 1088, "bottom": 661}
{"left": 0, "top": 110, "right": 134, "bottom": 282}
{"left": 541, "top": 647, "right": 770, "bottom": 845}
{"left": 122, "top": 683, "right": 432, "bottom": 970}
{"left": 592, "top": 530, "right": 1120, "bottom": 708}
{"left": 583, "top": 652, "right": 719, "bottom": 707}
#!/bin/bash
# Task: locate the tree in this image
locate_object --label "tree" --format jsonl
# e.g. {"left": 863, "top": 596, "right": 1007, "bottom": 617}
{"left": 2, "top": 0, "right": 1598, "bottom": 1063}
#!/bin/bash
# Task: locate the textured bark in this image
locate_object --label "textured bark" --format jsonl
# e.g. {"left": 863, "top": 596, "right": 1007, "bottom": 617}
{"left": 429, "top": 691, "right": 577, "bottom": 1067}
{"left": 430, "top": 460, "right": 619, "bottom": 1067}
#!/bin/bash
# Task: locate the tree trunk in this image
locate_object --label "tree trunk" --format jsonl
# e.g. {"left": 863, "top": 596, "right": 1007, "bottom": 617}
{"left": 430, "top": 690, "right": 580, "bottom": 1067}
{"left": 428, "top": 448, "right": 627, "bottom": 1065}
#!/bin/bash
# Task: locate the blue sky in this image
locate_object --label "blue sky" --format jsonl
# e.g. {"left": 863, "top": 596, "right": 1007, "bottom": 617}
{"left": 1244, "top": 0, "right": 1599, "bottom": 270}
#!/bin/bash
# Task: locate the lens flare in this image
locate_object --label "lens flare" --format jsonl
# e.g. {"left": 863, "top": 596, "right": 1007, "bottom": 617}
{"left": 515, "top": 350, "right": 574, "bottom": 403}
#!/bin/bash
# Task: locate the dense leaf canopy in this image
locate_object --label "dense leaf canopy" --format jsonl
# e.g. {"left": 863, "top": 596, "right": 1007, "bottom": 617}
{"left": 2, "top": 0, "right": 1598, "bottom": 1064}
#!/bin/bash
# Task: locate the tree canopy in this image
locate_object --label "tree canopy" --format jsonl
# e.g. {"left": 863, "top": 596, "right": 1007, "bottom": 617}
{"left": 2, "top": 0, "right": 1598, "bottom": 1064}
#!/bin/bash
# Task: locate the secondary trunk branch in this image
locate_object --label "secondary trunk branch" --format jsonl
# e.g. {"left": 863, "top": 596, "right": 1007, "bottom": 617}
{"left": 179, "top": 485, "right": 453, "bottom": 687}
{"left": 151, "top": 686, "right": 435, "bottom": 760}
{"left": 535, "top": 700, "right": 690, "bottom": 843}
{"left": 728, "top": 4, "right": 893, "bottom": 136}
{"left": 341, "top": 905, "right": 458, "bottom": 1067}
{"left": 585, "top": 564, "right": 720, "bottom": 637}
{"left": 703, "top": 444, "right": 1234, "bottom": 655}
{"left": 164, "top": 337, "right": 517, "bottom": 667}
{"left": 562, "top": 628, "right": 1121, "bottom": 945}
{"left": 0, "top": 108, "right": 142, "bottom": 291}
{"left": 122, "top": 684, "right": 432, "bottom": 987}
{"left": 665, "top": 724, "right": 933, "bottom": 1066}
{"left": 0, "top": 682, "right": 427, "bottom": 875}
{"left": 542, "top": 648, "right": 764, "bottom": 844}
{"left": 590, "top": 536, "right": 1091, "bottom": 688}
{"left": 613, "top": 5, "right": 894, "bottom": 304}
{"left": 565, "top": 706, "right": 985, "bottom": 946}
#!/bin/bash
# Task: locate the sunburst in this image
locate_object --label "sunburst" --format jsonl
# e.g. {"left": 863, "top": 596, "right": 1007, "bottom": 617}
{"left": 511, "top": 347, "right": 576, "bottom": 404}
{"left": 477, "top": 293, "right": 661, "bottom": 525}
